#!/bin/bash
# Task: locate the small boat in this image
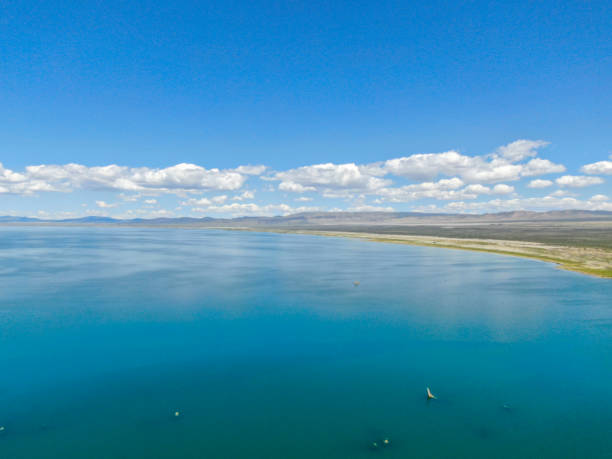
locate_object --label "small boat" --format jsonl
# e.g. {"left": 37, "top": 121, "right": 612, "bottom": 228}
{"left": 353, "top": 281, "right": 360, "bottom": 286}
{"left": 426, "top": 387, "right": 437, "bottom": 400}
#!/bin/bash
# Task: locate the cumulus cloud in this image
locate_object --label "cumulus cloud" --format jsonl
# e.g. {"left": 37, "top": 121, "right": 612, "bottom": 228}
{"left": 376, "top": 178, "right": 483, "bottom": 202}
{"left": 549, "top": 189, "right": 575, "bottom": 197}
{"left": 3, "top": 140, "right": 612, "bottom": 217}
{"left": 556, "top": 175, "right": 605, "bottom": 188}
{"left": 347, "top": 205, "right": 395, "bottom": 212}
{"left": 381, "top": 140, "right": 560, "bottom": 184}
{"left": 181, "top": 197, "right": 211, "bottom": 206}
{"left": 189, "top": 202, "right": 320, "bottom": 217}
{"left": 234, "top": 165, "right": 267, "bottom": 175}
{"left": 0, "top": 140, "right": 567, "bottom": 200}
{"left": 520, "top": 158, "right": 566, "bottom": 177}
{"left": 383, "top": 151, "right": 476, "bottom": 181}
{"left": 381, "top": 151, "right": 525, "bottom": 183}
{"left": 492, "top": 184, "right": 515, "bottom": 195}
{"left": 373, "top": 179, "right": 514, "bottom": 203}
{"left": 211, "top": 195, "right": 228, "bottom": 204}
{"left": 1, "top": 162, "right": 248, "bottom": 195}
{"left": 495, "top": 140, "right": 549, "bottom": 162}
{"left": 95, "top": 200, "right": 118, "bottom": 208}
{"left": 464, "top": 184, "right": 491, "bottom": 194}
{"left": 581, "top": 160, "right": 612, "bottom": 175}
{"left": 527, "top": 179, "right": 553, "bottom": 188}
{"left": 463, "top": 161, "right": 524, "bottom": 183}
{"left": 274, "top": 163, "right": 391, "bottom": 194}
{"left": 443, "top": 195, "right": 612, "bottom": 213}
{"left": 0, "top": 162, "right": 63, "bottom": 194}
{"left": 278, "top": 182, "right": 316, "bottom": 193}
{"left": 232, "top": 190, "right": 255, "bottom": 201}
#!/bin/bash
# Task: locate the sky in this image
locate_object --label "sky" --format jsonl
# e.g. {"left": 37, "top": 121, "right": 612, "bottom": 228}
{"left": 1, "top": 0, "right": 611, "bottom": 219}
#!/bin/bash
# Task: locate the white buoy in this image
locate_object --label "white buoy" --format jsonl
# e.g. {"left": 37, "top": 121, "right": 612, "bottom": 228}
{"left": 174, "top": 411, "right": 180, "bottom": 417}
{"left": 426, "top": 387, "right": 437, "bottom": 400}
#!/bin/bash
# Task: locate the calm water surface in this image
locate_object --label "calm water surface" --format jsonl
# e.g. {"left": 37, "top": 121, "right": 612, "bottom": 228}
{"left": 1, "top": 227, "right": 611, "bottom": 458}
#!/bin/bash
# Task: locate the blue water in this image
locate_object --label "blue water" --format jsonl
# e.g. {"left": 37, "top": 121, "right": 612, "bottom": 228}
{"left": 1, "top": 227, "right": 611, "bottom": 458}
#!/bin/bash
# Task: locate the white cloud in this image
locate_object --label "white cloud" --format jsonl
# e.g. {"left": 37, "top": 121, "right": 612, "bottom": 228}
{"left": 374, "top": 178, "right": 515, "bottom": 202}
{"left": 274, "top": 163, "right": 391, "bottom": 194}
{"left": 232, "top": 190, "right": 255, "bottom": 201}
{"left": 520, "top": 158, "right": 566, "bottom": 177}
{"left": 495, "top": 139, "right": 549, "bottom": 162}
{"left": 95, "top": 200, "right": 118, "bottom": 208}
{"left": 464, "top": 184, "right": 491, "bottom": 194}
{"left": 581, "top": 160, "right": 612, "bottom": 175}
{"left": 527, "top": 179, "right": 553, "bottom": 188}
{"left": 383, "top": 151, "right": 486, "bottom": 181}
{"left": 211, "top": 195, "right": 228, "bottom": 204}
{"left": 279, "top": 182, "right": 316, "bottom": 193}
{"left": 549, "top": 189, "right": 575, "bottom": 197}
{"left": 0, "top": 162, "right": 63, "bottom": 194}
{"left": 347, "top": 205, "right": 395, "bottom": 212}
{"left": 190, "top": 202, "right": 320, "bottom": 217}
{"left": 181, "top": 197, "right": 211, "bottom": 206}
{"left": 464, "top": 162, "right": 524, "bottom": 183}
{"left": 0, "top": 163, "right": 27, "bottom": 183}
{"left": 381, "top": 140, "right": 562, "bottom": 184}
{"left": 2, "top": 140, "right": 612, "bottom": 217}
{"left": 383, "top": 151, "right": 531, "bottom": 184}
{"left": 234, "top": 165, "right": 267, "bottom": 175}
{"left": 119, "top": 194, "right": 139, "bottom": 201}
{"left": 492, "top": 184, "right": 514, "bottom": 195}
{"left": 376, "top": 178, "right": 484, "bottom": 202}
{"left": 556, "top": 175, "right": 604, "bottom": 188}
{"left": 443, "top": 195, "right": 612, "bottom": 213}
{"left": 1, "top": 162, "right": 249, "bottom": 195}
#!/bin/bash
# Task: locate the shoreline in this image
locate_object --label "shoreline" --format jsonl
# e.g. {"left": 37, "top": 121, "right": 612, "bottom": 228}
{"left": 1, "top": 222, "right": 611, "bottom": 279}
{"left": 228, "top": 227, "right": 612, "bottom": 279}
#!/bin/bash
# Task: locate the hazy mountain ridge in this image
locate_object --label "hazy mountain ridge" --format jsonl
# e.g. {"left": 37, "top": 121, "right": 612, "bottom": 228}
{"left": 1, "top": 210, "right": 612, "bottom": 226}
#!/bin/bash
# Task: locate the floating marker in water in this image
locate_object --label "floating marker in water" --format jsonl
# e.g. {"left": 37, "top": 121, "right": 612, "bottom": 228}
{"left": 174, "top": 411, "right": 180, "bottom": 417}
{"left": 368, "top": 435, "right": 390, "bottom": 451}
{"left": 426, "top": 387, "right": 437, "bottom": 400}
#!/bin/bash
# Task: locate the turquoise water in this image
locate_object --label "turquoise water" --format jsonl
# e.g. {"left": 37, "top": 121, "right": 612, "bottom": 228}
{"left": 1, "top": 227, "right": 611, "bottom": 458}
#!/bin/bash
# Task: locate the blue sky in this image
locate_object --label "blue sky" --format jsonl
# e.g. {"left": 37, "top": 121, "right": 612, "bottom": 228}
{"left": 1, "top": 0, "right": 611, "bottom": 218}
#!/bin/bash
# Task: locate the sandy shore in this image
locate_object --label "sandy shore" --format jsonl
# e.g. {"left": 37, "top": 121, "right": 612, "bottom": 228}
{"left": 233, "top": 228, "right": 612, "bottom": 279}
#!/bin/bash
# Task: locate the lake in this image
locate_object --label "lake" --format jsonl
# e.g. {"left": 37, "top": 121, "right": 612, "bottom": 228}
{"left": 1, "top": 227, "right": 611, "bottom": 458}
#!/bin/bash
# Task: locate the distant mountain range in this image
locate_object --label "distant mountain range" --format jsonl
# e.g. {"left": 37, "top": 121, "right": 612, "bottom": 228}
{"left": 1, "top": 210, "right": 612, "bottom": 226}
